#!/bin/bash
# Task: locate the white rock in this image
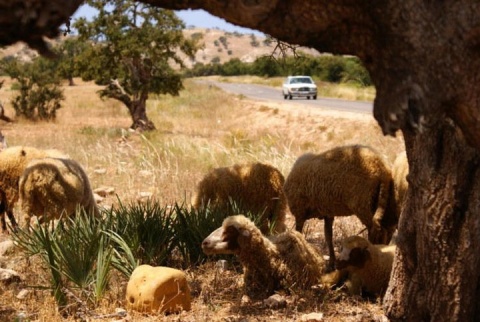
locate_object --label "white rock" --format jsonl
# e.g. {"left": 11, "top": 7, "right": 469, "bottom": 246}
{"left": 0, "top": 240, "right": 15, "bottom": 256}
{"left": 263, "top": 294, "right": 286, "bottom": 309}
{"left": 300, "top": 312, "right": 324, "bottom": 322}
{"left": 0, "top": 268, "right": 21, "bottom": 284}
{"left": 16, "top": 289, "right": 30, "bottom": 300}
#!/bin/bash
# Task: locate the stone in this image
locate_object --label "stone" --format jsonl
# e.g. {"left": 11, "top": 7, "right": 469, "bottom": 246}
{"left": 0, "top": 268, "right": 21, "bottom": 284}
{"left": 263, "top": 294, "right": 287, "bottom": 309}
{"left": 0, "top": 240, "right": 15, "bottom": 256}
{"left": 126, "top": 265, "right": 191, "bottom": 314}
{"left": 300, "top": 312, "right": 324, "bottom": 322}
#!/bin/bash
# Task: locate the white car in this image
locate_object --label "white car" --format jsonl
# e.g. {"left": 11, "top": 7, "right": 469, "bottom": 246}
{"left": 282, "top": 76, "right": 317, "bottom": 100}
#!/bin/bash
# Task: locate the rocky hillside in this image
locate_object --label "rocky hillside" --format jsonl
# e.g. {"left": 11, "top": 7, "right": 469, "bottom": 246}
{"left": 0, "top": 28, "right": 320, "bottom": 67}
{"left": 181, "top": 27, "right": 320, "bottom": 67}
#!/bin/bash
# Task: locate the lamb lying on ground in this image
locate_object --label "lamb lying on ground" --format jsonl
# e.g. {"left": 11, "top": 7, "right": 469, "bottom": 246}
{"left": 19, "top": 157, "right": 99, "bottom": 226}
{"left": 0, "top": 146, "right": 68, "bottom": 231}
{"left": 283, "top": 145, "right": 398, "bottom": 269}
{"left": 202, "top": 214, "right": 327, "bottom": 299}
{"left": 193, "top": 162, "right": 288, "bottom": 234}
{"left": 324, "top": 235, "right": 396, "bottom": 298}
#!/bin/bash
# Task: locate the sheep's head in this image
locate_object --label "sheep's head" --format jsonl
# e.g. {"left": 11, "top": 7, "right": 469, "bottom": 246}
{"left": 336, "top": 236, "right": 372, "bottom": 270}
{"left": 202, "top": 215, "right": 257, "bottom": 255}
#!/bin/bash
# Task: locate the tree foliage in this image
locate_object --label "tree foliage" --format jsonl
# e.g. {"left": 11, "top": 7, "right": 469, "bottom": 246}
{"left": 73, "top": 0, "right": 200, "bottom": 131}
{"left": 0, "top": 57, "right": 64, "bottom": 121}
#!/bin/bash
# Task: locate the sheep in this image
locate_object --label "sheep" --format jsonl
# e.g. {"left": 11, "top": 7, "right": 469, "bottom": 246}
{"left": 0, "top": 146, "right": 68, "bottom": 231}
{"left": 18, "top": 157, "right": 99, "bottom": 227}
{"left": 201, "top": 214, "right": 327, "bottom": 299}
{"left": 392, "top": 151, "right": 409, "bottom": 219}
{"left": 193, "top": 162, "right": 287, "bottom": 234}
{"left": 327, "top": 235, "right": 396, "bottom": 298}
{"left": 283, "top": 145, "right": 398, "bottom": 270}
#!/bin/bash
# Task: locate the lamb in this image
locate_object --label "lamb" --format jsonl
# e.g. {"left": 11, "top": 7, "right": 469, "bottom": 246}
{"left": 327, "top": 235, "right": 396, "bottom": 298}
{"left": 18, "top": 157, "right": 99, "bottom": 226}
{"left": 201, "top": 214, "right": 327, "bottom": 299}
{"left": 0, "top": 146, "right": 68, "bottom": 231}
{"left": 193, "top": 162, "right": 287, "bottom": 234}
{"left": 283, "top": 145, "right": 398, "bottom": 270}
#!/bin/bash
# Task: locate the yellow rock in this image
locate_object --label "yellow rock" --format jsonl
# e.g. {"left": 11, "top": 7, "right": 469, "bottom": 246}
{"left": 126, "top": 265, "right": 191, "bottom": 314}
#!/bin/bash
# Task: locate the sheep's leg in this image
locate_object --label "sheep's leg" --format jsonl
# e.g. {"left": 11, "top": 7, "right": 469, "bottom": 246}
{"left": 0, "top": 212, "right": 5, "bottom": 232}
{"left": 6, "top": 210, "right": 18, "bottom": 233}
{"left": 324, "top": 216, "right": 335, "bottom": 271}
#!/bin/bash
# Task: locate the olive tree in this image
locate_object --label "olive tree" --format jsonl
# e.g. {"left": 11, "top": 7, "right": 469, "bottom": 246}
{"left": 73, "top": 0, "right": 199, "bottom": 131}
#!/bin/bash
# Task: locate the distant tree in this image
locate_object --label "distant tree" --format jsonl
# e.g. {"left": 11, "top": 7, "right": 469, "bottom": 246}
{"left": 219, "top": 36, "right": 228, "bottom": 48}
{"left": 250, "top": 34, "right": 260, "bottom": 47}
{"left": 54, "top": 37, "right": 89, "bottom": 86}
{"left": 211, "top": 56, "right": 221, "bottom": 64}
{"left": 0, "top": 57, "right": 64, "bottom": 121}
{"left": 74, "top": 0, "right": 199, "bottom": 131}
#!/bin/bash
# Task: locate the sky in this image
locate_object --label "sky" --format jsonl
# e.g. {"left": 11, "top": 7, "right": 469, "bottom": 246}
{"left": 72, "top": 5, "right": 263, "bottom": 35}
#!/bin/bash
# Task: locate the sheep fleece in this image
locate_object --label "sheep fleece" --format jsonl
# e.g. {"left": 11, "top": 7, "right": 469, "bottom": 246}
{"left": 284, "top": 145, "right": 395, "bottom": 239}
{"left": 0, "top": 146, "right": 67, "bottom": 208}
{"left": 193, "top": 162, "right": 287, "bottom": 233}
{"left": 19, "top": 157, "right": 97, "bottom": 222}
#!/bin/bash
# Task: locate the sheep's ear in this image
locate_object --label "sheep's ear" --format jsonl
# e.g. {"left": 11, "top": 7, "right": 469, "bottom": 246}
{"left": 241, "top": 229, "right": 251, "bottom": 238}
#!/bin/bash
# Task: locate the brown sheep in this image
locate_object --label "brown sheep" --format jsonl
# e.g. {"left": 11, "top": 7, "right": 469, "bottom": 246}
{"left": 283, "top": 145, "right": 398, "bottom": 270}
{"left": 19, "top": 157, "right": 99, "bottom": 226}
{"left": 328, "top": 235, "right": 396, "bottom": 298}
{"left": 193, "top": 162, "right": 287, "bottom": 234}
{"left": 392, "top": 151, "right": 409, "bottom": 219}
{"left": 202, "top": 214, "right": 327, "bottom": 299}
{"left": 0, "top": 146, "right": 67, "bottom": 231}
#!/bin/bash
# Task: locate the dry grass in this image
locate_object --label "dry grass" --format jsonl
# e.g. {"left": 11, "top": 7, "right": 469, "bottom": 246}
{"left": 0, "top": 76, "right": 404, "bottom": 321}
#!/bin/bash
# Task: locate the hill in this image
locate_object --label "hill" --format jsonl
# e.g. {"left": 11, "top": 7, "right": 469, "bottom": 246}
{"left": 0, "top": 28, "right": 320, "bottom": 67}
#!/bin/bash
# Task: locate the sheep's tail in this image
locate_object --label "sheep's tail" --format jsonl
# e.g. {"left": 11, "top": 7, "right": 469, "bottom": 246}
{"left": 372, "top": 178, "right": 391, "bottom": 231}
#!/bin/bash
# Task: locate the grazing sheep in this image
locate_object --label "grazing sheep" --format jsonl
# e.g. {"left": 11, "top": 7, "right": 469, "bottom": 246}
{"left": 0, "top": 146, "right": 68, "bottom": 231}
{"left": 283, "top": 145, "right": 398, "bottom": 269}
{"left": 201, "top": 214, "right": 327, "bottom": 299}
{"left": 330, "top": 235, "right": 396, "bottom": 298}
{"left": 18, "top": 157, "right": 98, "bottom": 226}
{"left": 392, "top": 151, "right": 409, "bottom": 218}
{"left": 193, "top": 162, "right": 287, "bottom": 234}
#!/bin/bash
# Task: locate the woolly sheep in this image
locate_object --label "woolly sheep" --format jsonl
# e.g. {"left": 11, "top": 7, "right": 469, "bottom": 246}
{"left": 392, "top": 151, "right": 409, "bottom": 218}
{"left": 201, "top": 214, "right": 327, "bottom": 299}
{"left": 330, "top": 235, "right": 396, "bottom": 298}
{"left": 18, "top": 157, "right": 99, "bottom": 226}
{"left": 0, "top": 146, "right": 68, "bottom": 231}
{"left": 283, "top": 145, "right": 398, "bottom": 270}
{"left": 193, "top": 162, "right": 287, "bottom": 234}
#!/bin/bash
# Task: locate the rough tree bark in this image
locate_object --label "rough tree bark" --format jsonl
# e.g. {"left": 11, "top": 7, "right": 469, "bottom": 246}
{"left": 2, "top": 0, "right": 480, "bottom": 320}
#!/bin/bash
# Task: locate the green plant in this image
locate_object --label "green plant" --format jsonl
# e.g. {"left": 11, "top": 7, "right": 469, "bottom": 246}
{"left": 12, "top": 211, "right": 113, "bottom": 311}
{"left": 0, "top": 57, "right": 64, "bottom": 120}
{"left": 107, "top": 200, "right": 177, "bottom": 267}
{"left": 172, "top": 203, "right": 228, "bottom": 267}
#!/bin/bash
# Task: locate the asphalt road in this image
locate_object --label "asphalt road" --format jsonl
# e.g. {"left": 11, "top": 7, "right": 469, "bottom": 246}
{"left": 198, "top": 80, "right": 373, "bottom": 115}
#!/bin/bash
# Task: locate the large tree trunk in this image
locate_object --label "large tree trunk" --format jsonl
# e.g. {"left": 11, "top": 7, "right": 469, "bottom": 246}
{"left": 128, "top": 98, "right": 156, "bottom": 132}
{"left": 384, "top": 119, "right": 480, "bottom": 321}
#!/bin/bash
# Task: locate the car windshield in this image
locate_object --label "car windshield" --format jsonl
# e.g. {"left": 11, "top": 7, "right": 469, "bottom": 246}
{"left": 289, "top": 77, "right": 313, "bottom": 84}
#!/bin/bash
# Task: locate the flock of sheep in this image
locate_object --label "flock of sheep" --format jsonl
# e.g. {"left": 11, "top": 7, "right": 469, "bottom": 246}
{"left": 199, "top": 144, "right": 409, "bottom": 300}
{"left": 0, "top": 141, "right": 409, "bottom": 302}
